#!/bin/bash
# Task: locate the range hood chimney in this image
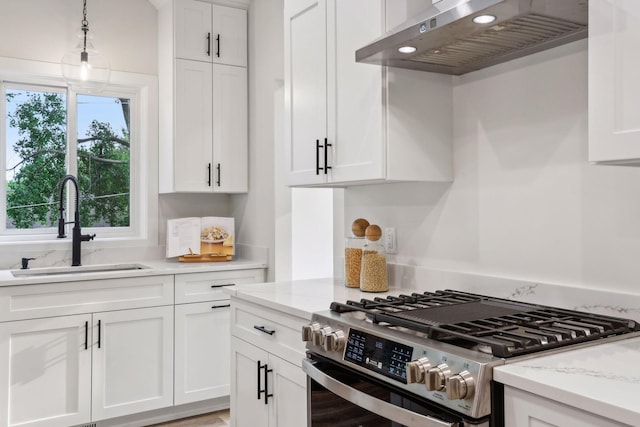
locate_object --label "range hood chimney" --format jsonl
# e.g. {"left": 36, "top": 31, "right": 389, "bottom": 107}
{"left": 356, "top": 0, "right": 588, "bottom": 75}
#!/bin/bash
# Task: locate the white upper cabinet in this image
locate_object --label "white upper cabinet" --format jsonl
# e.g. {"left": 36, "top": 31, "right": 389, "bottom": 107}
{"left": 212, "top": 5, "right": 248, "bottom": 67}
{"left": 175, "top": 1, "right": 247, "bottom": 67}
{"left": 589, "top": 0, "right": 640, "bottom": 164}
{"left": 284, "top": 0, "right": 453, "bottom": 187}
{"left": 175, "top": 0, "right": 212, "bottom": 62}
{"left": 158, "top": 0, "right": 248, "bottom": 194}
{"left": 284, "top": 0, "right": 327, "bottom": 186}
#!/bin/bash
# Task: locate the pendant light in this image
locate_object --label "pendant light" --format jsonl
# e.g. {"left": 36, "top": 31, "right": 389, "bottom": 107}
{"left": 61, "top": 0, "right": 110, "bottom": 92}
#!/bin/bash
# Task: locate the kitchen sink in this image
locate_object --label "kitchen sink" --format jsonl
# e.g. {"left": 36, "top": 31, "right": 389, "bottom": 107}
{"left": 11, "top": 263, "right": 151, "bottom": 278}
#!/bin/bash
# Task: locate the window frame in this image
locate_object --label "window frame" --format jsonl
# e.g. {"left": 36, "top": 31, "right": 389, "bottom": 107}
{"left": 0, "top": 56, "right": 157, "bottom": 249}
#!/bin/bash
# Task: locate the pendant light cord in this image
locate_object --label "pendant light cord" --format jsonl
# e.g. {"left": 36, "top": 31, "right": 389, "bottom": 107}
{"left": 81, "top": 0, "right": 89, "bottom": 54}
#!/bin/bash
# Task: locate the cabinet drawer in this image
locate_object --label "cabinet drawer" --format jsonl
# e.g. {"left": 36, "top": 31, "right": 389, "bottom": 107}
{"left": 0, "top": 275, "right": 174, "bottom": 322}
{"left": 175, "top": 269, "right": 265, "bottom": 304}
{"left": 231, "top": 298, "right": 307, "bottom": 366}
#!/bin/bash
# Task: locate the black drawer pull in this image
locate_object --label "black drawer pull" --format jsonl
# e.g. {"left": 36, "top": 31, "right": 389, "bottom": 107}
{"left": 84, "top": 321, "right": 88, "bottom": 350}
{"left": 212, "top": 304, "right": 231, "bottom": 309}
{"left": 211, "top": 283, "right": 235, "bottom": 288}
{"left": 254, "top": 325, "right": 275, "bottom": 335}
{"left": 206, "top": 32, "right": 211, "bottom": 56}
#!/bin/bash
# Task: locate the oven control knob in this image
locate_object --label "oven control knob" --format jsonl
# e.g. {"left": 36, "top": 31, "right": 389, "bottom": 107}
{"left": 302, "top": 322, "right": 320, "bottom": 342}
{"left": 323, "top": 330, "right": 346, "bottom": 352}
{"left": 312, "top": 326, "right": 332, "bottom": 346}
{"left": 406, "top": 357, "right": 431, "bottom": 384}
{"left": 446, "top": 370, "right": 475, "bottom": 400}
{"left": 425, "top": 363, "right": 452, "bottom": 391}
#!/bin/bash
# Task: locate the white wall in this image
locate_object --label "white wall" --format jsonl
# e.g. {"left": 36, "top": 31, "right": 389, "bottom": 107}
{"left": 345, "top": 39, "right": 640, "bottom": 294}
{"left": 231, "top": 0, "right": 283, "bottom": 281}
{"left": 0, "top": 0, "right": 157, "bottom": 75}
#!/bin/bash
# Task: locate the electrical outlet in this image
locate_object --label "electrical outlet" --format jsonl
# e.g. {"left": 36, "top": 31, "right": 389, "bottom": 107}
{"left": 384, "top": 227, "right": 396, "bottom": 254}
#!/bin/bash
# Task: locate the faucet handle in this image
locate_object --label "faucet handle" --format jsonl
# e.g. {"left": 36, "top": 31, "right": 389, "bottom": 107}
{"left": 21, "top": 257, "right": 36, "bottom": 270}
{"left": 81, "top": 234, "right": 96, "bottom": 242}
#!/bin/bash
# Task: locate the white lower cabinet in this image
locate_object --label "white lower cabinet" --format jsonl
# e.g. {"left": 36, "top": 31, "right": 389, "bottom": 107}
{"left": 230, "top": 337, "right": 306, "bottom": 427}
{"left": 0, "top": 314, "right": 92, "bottom": 427}
{"left": 230, "top": 298, "right": 308, "bottom": 427}
{"left": 91, "top": 306, "right": 174, "bottom": 421}
{"left": 175, "top": 301, "right": 231, "bottom": 404}
{"left": 173, "top": 269, "right": 265, "bottom": 405}
{"left": 0, "top": 306, "right": 174, "bottom": 427}
{"left": 0, "top": 268, "right": 266, "bottom": 427}
{"left": 503, "top": 385, "right": 627, "bottom": 427}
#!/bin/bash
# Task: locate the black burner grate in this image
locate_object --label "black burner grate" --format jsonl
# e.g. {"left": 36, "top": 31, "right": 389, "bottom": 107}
{"left": 330, "top": 290, "right": 639, "bottom": 357}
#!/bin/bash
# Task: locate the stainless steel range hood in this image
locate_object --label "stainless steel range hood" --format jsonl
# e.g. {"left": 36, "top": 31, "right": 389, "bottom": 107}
{"left": 356, "top": 0, "right": 588, "bottom": 75}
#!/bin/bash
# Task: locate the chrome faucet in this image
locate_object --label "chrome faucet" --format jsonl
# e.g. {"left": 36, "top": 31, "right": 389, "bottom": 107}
{"left": 57, "top": 175, "right": 96, "bottom": 266}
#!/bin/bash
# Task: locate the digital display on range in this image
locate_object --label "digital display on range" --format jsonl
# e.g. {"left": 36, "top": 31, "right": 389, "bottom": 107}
{"left": 344, "top": 328, "right": 413, "bottom": 383}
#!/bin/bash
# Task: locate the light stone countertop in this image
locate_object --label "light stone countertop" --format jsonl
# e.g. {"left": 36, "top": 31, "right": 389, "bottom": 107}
{"left": 494, "top": 337, "right": 640, "bottom": 426}
{"left": 223, "top": 277, "right": 423, "bottom": 319}
{"left": 0, "top": 258, "right": 267, "bottom": 286}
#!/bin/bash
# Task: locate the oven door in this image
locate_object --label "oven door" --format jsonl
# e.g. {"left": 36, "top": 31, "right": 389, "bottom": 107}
{"left": 303, "top": 355, "right": 489, "bottom": 427}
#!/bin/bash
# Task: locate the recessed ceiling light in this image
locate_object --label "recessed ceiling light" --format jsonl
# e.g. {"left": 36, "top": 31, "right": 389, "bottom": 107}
{"left": 472, "top": 14, "right": 497, "bottom": 24}
{"left": 398, "top": 46, "right": 417, "bottom": 54}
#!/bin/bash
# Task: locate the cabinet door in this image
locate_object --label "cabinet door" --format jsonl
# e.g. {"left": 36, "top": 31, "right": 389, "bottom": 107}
{"left": 175, "top": 59, "right": 214, "bottom": 192}
{"left": 504, "top": 386, "right": 626, "bottom": 427}
{"left": 231, "top": 337, "right": 269, "bottom": 427}
{"left": 92, "top": 306, "right": 174, "bottom": 421}
{"left": 589, "top": 0, "right": 640, "bottom": 163}
{"left": 328, "top": 0, "right": 386, "bottom": 183}
{"left": 212, "top": 5, "right": 247, "bottom": 67}
{"left": 268, "top": 355, "right": 307, "bottom": 427}
{"left": 174, "top": 0, "right": 213, "bottom": 62}
{"left": 0, "top": 315, "right": 92, "bottom": 427}
{"left": 175, "top": 301, "right": 231, "bottom": 405}
{"left": 213, "top": 64, "right": 248, "bottom": 193}
{"left": 284, "top": 0, "right": 328, "bottom": 186}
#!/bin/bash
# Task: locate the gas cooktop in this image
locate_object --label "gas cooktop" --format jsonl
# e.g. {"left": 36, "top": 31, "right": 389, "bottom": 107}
{"left": 329, "top": 289, "right": 640, "bottom": 357}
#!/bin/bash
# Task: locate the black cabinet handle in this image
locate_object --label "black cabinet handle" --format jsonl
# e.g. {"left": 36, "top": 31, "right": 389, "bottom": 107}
{"left": 216, "top": 34, "right": 220, "bottom": 58}
{"left": 264, "top": 364, "right": 273, "bottom": 405}
{"left": 212, "top": 304, "right": 231, "bottom": 309}
{"left": 97, "top": 319, "right": 101, "bottom": 349}
{"left": 211, "top": 283, "right": 235, "bottom": 288}
{"left": 207, "top": 32, "right": 211, "bottom": 56}
{"left": 254, "top": 325, "right": 275, "bottom": 336}
{"left": 84, "top": 321, "right": 88, "bottom": 350}
{"left": 316, "top": 139, "right": 321, "bottom": 175}
{"left": 257, "top": 360, "right": 263, "bottom": 399}
{"left": 216, "top": 163, "right": 221, "bottom": 186}
{"left": 257, "top": 361, "right": 273, "bottom": 404}
{"left": 207, "top": 163, "right": 212, "bottom": 186}
{"left": 324, "top": 138, "right": 332, "bottom": 175}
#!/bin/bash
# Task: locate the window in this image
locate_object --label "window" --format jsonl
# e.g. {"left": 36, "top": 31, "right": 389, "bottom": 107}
{"left": 2, "top": 82, "right": 135, "bottom": 239}
{"left": 0, "top": 56, "right": 157, "bottom": 250}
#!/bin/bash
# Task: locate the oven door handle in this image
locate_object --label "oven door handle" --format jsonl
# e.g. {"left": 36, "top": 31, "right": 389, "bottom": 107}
{"left": 302, "top": 359, "right": 457, "bottom": 427}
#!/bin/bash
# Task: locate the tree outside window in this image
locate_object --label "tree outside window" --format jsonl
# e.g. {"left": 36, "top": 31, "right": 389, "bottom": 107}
{"left": 4, "top": 85, "right": 131, "bottom": 232}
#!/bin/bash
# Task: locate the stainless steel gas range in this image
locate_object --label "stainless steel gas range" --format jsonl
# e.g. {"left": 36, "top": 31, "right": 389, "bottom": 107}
{"left": 301, "top": 289, "right": 640, "bottom": 427}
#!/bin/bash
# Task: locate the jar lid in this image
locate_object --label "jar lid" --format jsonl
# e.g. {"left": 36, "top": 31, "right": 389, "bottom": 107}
{"left": 365, "top": 224, "right": 382, "bottom": 241}
{"left": 351, "top": 218, "right": 370, "bottom": 237}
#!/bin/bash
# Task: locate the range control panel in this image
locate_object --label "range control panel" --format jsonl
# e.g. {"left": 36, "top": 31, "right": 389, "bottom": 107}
{"left": 344, "top": 328, "right": 413, "bottom": 383}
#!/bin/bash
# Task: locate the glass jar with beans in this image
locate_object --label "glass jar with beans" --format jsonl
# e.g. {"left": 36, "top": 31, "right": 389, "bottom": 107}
{"left": 360, "top": 224, "right": 388, "bottom": 292}
{"left": 344, "top": 218, "right": 369, "bottom": 288}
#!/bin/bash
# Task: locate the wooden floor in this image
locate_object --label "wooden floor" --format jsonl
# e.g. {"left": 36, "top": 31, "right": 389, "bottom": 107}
{"left": 149, "top": 409, "right": 230, "bottom": 427}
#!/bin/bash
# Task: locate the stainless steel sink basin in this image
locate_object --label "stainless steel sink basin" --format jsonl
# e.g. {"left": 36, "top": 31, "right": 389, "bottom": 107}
{"left": 11, "top": 263, "right": 151, "bottom": 278}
